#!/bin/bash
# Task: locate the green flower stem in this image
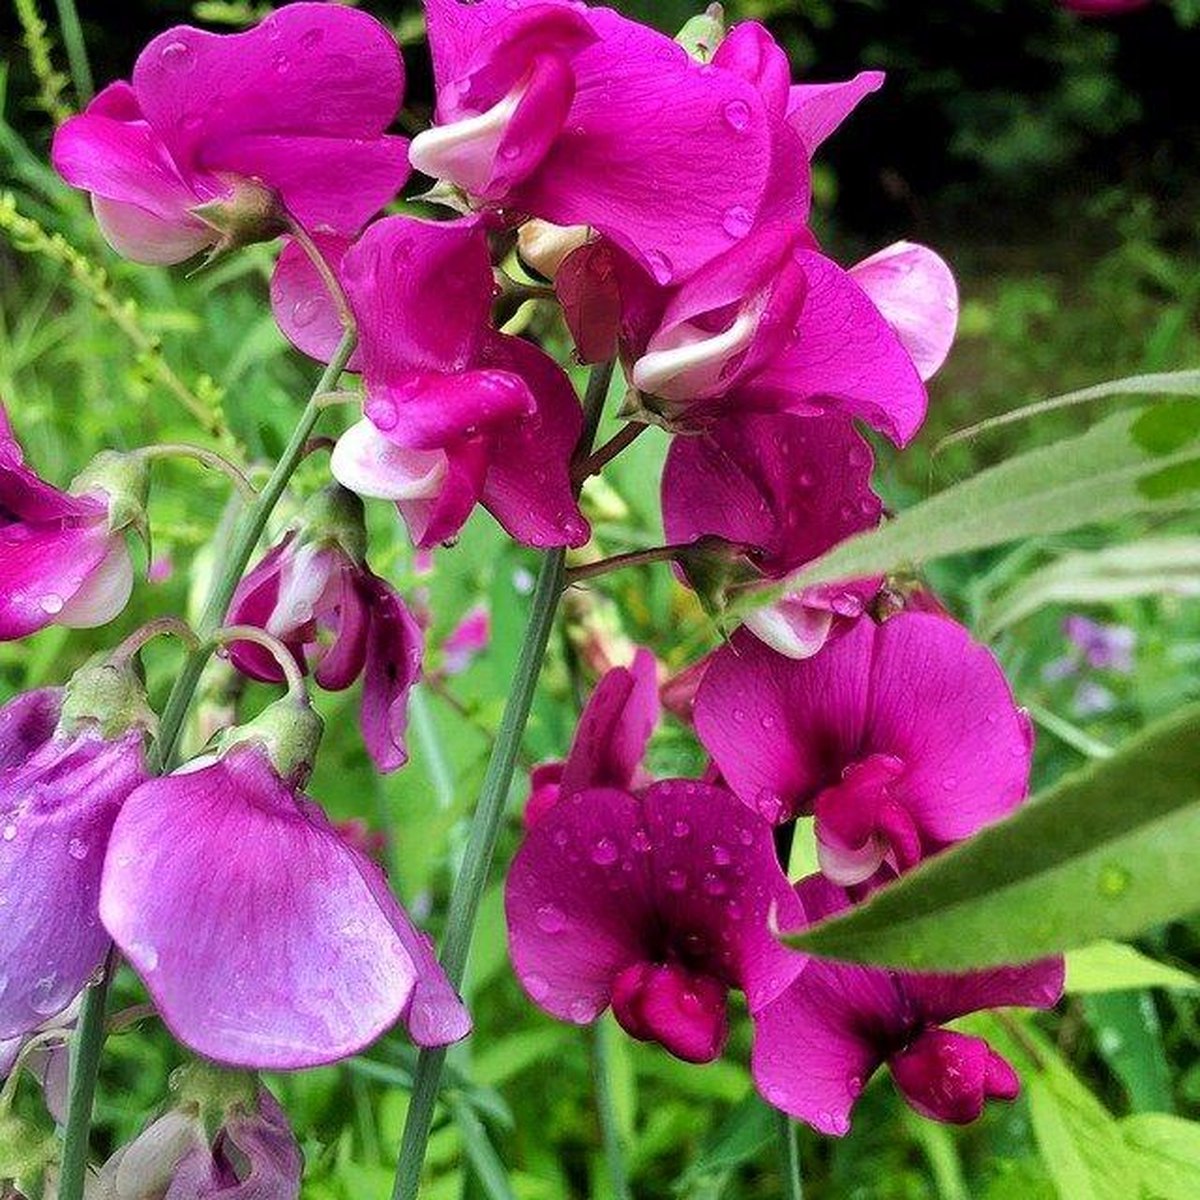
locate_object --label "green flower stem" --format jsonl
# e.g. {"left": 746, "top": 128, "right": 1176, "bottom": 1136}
{"left": 593, "top": 1018, "right": 632, "bottom": 1200}
{"left": 53, "top": 0, "right": 93, "bottom": 104}
{"left": 56, "top": 328, "right": 357, "bottom": 1199}
{"left": 564, "top": 542, "right": 692, "bottom": 587}
{"left": 56, "top": 955, "right": 113, "bottom": 1200}
{"left": 778, "top": 1110, "right": 804, "bottom": 1200}
{"left": 391, "top": 361, "right": 614, "bottom": 1200}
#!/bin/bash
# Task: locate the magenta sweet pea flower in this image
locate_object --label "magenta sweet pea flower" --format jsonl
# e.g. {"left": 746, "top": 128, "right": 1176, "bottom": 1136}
{"left": 525, "top": 648, "right": 659, "bottom": 825}
{"left": 751, "top": 874, "right": 1064, "bottom": 1134}
{"left": 51, "top": 3, "right": 410, "bottom": 264}
{"left": 227, "top": 489, "right": 423, "bottom": 773}
{"left": 0, "top": 680, "right": 150, "bottom": 1040}
{"left": 662, "top": 413, "right": 882, "bottom": 659}
{"left": 694, "top": 615, "right": 1032, "bottom": 885}
{"left": 0, "top": 404, "right": 139, "bottom": 640}
{"left": 628, "top": 221, "right": 928, "bottom": 443}
{"left": 442, "top": 604, "right": 491, "bottom": 676}
{"left": 411, "top": 0, "right": 780, "bottom": 283}
{"left": 506, "top": 780, "right": 802, "bottom": 1063}
{"left": 100, "top": 712, "right": 470, "bottom": 1069}
{"left": 272, "top": 215, "right": 589, "bottom": 550}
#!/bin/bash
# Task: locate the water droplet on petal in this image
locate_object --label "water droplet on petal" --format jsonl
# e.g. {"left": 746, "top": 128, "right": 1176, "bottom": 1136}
{"left": 569, "top": 997, "right": 597, "bottom": 1023}
{"left": 722, "top": 205, "right": 753, "bottom": 239}
{"left": 665, "top": 868, "right": 689, "bottom": 892}
{"left": 299, "top": 28, "right": 324, "bottom": 50}
{"left": 702, "top": 872, "right": 727, "bottom": 897}
{"left": 712, "top": 843, "right": 731, "bottom": 867}
{"left": 631, "top": 829, "right": 652, "bottom": 853}
{"left": 291, "top": 296, "right": 321, "bottom": 328}
{"left": 2, "top": 823, "right": 16, "bottom": 842}
{"left": 535, "top": 903, "right": 567, "bottom": 933}
{"left": 68, "top": 837, "right": 88, "bottom": 861}
{"left": 273, "top": 52, "right": 290, "bottom": 73}
{"left": 525, "top": 973, "right": 549, "bottom": 1000}
{"left": 159, "top": 40, "right": 194, "bottom": 71}
{"left": 29, "top": 974, "right": 70, "bottom": 1016}
{"left": 591, "top": 837, "right": 619, "bottom": 866}
{"left": 671, "top": 820, "right": 691, "bottom": 839}
{"left": 722, "top": 99, "right": 751, "bottom": 132}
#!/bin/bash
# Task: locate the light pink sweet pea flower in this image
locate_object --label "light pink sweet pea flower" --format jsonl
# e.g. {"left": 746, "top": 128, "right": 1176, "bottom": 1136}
{"left": 52, "top": 4, "right": 410, "bottom": 265}
{"left": 271, "top": 215, "right": 589, "bottom": 550}
{"left": 227, "top": 517, "right": 423, "bottom": 774}
{"left": 0, "top": 404, "right": 135, "bottom": 640}
{"left": 412, "top": 0, "right": 778, "bottom": 283}
{"left": 662, "top": 413, "right": 882, "bottom": 659}
{"left": 100, "top": 740, "right": 470, "bottom": 1069}
{"left": 629, "top": 221, "right": 929, "bottom": 443}
{"left": 752, "top": 875, "right": 1064, "bottom": 1135}
{"left": 0, "top": 688, "right": 149, "bottom": 1041}
{"left": 442, "top": 604, "right": 491, "bottom": 676}
{"left": 506, "top": 780, "right": 802, "bottom": 1063}
{"left": 694, "top": 615, "right": 1032, "bottom": 885}
{"left": 525, "top": 648, "right": 659, "bottom": 826}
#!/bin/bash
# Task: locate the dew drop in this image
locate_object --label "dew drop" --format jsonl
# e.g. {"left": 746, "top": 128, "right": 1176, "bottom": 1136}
{"left": 68, "top": 837, "right": 88, "bottom": 861}
{"left": 2, "top": 823, "right": 16, "bottom": 842}
{"left": 159, "top": 40, "right": 194, "bottom": 71}
{"left": 591, "top": 837, "right": 619, "bottom": 866}
{"left": 631, "top": 829, "right": 652, "bottom": 853}
{"left": 760, "top": 714, "right": 775, "bottom": 731}
{"left": 535, "top": 903, "right": 567, "bottom": 933}
{"left": 39, "top": 593, "right": 64, "bottom": 615}
{"left": 722, "top": 99, "right": 751, "bottom": 132}
{"left": 500, "top": 143, "right": 521, "bottom": 161}
{"left": 552, "top": 827, "right": 569, "bottom": 849}
{"left": 1098, "top": 863, "right": 1131, "bottom": 898}
{"left": 291, "top": 295, "right": 321, "bottom": 328}
{"left": 525, "top": 973, "right": 549, "bottom": 1000}
{"left": 722, "top": 205, "right": 753, "bottom": 239}
{"left": 671, "top": 820, "right": 691, "bottom": 839}
{"left": 665, "top": 868, "right": 689, "bottom": 892}
{"left": 273, "top": 52, "right": 290, "bottom": 74}
{"left": 702, "top": 872, "right": 727, "bottom": 897}
{"left": 569, "top": 997, "right": 597, "bottom": 1023}
{"left": 30, "top": 974, "right": 69, "bottom": 1016}
{"left": 712, "top": 843, "right": 732, "bottom": 867}
{"left": 646, "top": 250, "right": 674, "bottom": 286}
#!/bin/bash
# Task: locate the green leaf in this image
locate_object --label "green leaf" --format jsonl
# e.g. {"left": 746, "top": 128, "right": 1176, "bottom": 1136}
{"left": 731, "top": 407, "right": 1200, "bottom": 622}
{"left": 450, "top": 1098, "right": 518, "bottom": 1200}
{"left": 1083, "top": 992, "right": 1173, "bottom": 1113}
{"left": 784, "top": 704, "right": 1200, "bottom": 970}
{"left": 675, "top": 1091, "right": 776, "bottom": 1191}
{"left": 981, "top": 537, "right": 1200, "bottom": 635}
{"left": 1121, "top": 1114, "right": 1200, "bottom": 1199}
{"left": 1065, "top": 942, "right": 1200, "bottom": 994}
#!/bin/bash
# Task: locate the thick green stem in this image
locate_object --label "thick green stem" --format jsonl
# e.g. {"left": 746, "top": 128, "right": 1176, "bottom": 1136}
{"left": 391, "top": 361, "right": 613, "bottom": 1200}
{"left": 57, "top": 959, "right": 112, "bottom": 1200}
{"left": 593, "top": 1019, "right": 633, "bottom": 1200}
{"left": 777, "top": 1110, "right": 804, "bottom": 1200}
{"left": 151, "top": 328, "right": 357, "bottom": 771}
{"left": 56, "top": 329, "right": 357, "bottom": 1194}
{"left": 53, "top": 0, "right": 92, "bottom": 105}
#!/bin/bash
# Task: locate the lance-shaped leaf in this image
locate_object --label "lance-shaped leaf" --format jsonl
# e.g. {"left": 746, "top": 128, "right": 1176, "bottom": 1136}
{"left": 981, "top": 536, "right": 1200, "bottom": 636}
{"left": 727, "top": 405, "right": 1200, "bottom": 622}
{"left": 783, "top": 703, "right": 1200, "bottom": 970}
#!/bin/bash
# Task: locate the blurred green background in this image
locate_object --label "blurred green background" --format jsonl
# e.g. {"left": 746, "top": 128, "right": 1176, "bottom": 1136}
{"left": 2, "top": 2, "right": 1199, "bottom": 1197}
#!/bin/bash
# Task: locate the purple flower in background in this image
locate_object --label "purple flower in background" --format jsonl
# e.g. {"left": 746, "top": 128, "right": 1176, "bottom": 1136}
{"left": 1042, "top": 614, "right": 1136, "bottom": 718}
{"left": 0, "top": 403, "right": 138, "bottom": 641}
{"left": 100, "top": 723, "right": 470, "bottom": 1069}
{"left": 506, "top": 780, "right": 801, "bottom": 1063}
{"left": 412, "top": 0, "right": 778, "bottom": 283}
{"left": 271, "top": 215, "right": 588, "bottom": 550}
{"left": 662, "top": 413, "right": 882, "bottom": 659}
{"left": 442, "top": 604, "right": 491, "bottom": 676}
{"left": 695, "top": 615, "right": 1032, "bottom": 885}
{"left": 752, "top": 875, "right": 1064, "bottom": 1134}
{"left": 525, "top": 648, "right": 659, "bottom": 826}
{"left": 0, "top": 681, "right": 149, "bottom": 1040}
{"left": 52, "top": 3, "right": 410, "bottom": 263}
{"left": 227, "top": 488, "right": 423, "bottom": 773}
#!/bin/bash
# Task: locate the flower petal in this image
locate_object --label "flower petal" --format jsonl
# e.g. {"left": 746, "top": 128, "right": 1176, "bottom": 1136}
{"left": 0, "top": 688, "right": 62, "bottom": 771}
{"left": 360, "top": 575, "right": 423, "bottom": 773}
{"left": 786, "top": 71, "right": 885, "bottom": 153}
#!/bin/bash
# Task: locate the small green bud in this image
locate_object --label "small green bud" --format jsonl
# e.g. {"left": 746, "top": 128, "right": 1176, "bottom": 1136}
{"left": 217, "top": 695, "right": 324, "bottom": 787}
{"left": 298, "top": 484, "right": 368, "bottom": 565}
{"left": 675, "top": 535, "right": 758, "bottom": 618}
{"left": 676, "top": 4, "right": 726, "bottom": 63}
{"left": 59, "top": 653, "right": 156, "bottom": 742}
{"left": 191, "top": 178, "right": 288, "bottom": 264}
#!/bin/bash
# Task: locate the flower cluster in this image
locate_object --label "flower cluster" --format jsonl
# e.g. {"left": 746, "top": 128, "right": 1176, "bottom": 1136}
{"left": 0, "top": 0, "right": 1067, "bottom": 1186}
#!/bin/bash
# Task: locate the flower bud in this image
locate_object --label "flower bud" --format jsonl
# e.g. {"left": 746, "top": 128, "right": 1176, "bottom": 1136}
{"left": 190, "top": 178, "right": 288, "bottom": 265}
{"left": 675, "top": 4, "right": 726, "bottom": 63}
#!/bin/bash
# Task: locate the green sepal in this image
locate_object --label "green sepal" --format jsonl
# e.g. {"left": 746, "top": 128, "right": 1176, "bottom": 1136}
{"left": 216, "top": 695, "right": 324, "bottom": 787}
{"left": 59, "top": 653, "right": 156, "bottom": 742}
{"left": 676, "top": 3, "right": 726, "bottom": 63}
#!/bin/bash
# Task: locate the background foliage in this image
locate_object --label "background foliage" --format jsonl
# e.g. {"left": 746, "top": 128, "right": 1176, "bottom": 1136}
{"left": 1, "top": 1, "right": 1199, "bottom": 1197}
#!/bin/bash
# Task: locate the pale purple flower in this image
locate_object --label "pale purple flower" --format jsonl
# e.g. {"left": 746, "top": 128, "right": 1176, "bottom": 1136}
{"left": 525, "top": 648, "right": 659, "bottom": 826}
{"left": 1064, "top": 615, "right": 1136, "bottom": 673}
{"left": 442, "top": 605, "right": 490, "bottom": 676}
{"left": 662, "top": 413, "right": 882, "bottom": 659}
{"left": 412, "top": 0, "right": 780, "bottom": 283}
{"left": 100, "top": 738, "right": 470, "bottom": 1069}
{"left": 0, "top": 688, "right": 149, "bottom": 1040}
{"left": 751, "top": 874, "right": 1064, "bottom": 1135}
{"left": 506, "top": 780, "right": 802, "bottom": 1062}
{"left": 0, "top": 404, "right": 135, "bottom": 640}
{"left": 271, "top": 215, "right": 588, "bottom": 550}
{"left": 694, "top": 615, "right": 1032, "bottom": 885}
{"left": 51, "top": 4, "right": 410, "bottom": 263}
{"left": 0, "top": 1004, "right": 73, "bottom": 1125}
{"left": 227, "top": 507, "right": 423, "bottom": 773}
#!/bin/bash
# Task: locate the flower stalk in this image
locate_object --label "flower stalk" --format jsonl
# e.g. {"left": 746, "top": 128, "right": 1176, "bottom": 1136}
{"left": 778, "top": 1111, "right": 804, "bottom": 1200}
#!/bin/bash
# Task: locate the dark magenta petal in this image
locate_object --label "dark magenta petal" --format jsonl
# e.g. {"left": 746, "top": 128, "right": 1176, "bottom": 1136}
{"left": 226, "top": 536, "right": 295, "bottom": 683}
{"left": 611, "top": 961, "right": 729, "bottom": 1064}
{"left": 100, "top": 746, "right": 421, "bottom": 1068}
{"left": 360, "top": 575, "right": 423, "bottom": 773}
{"left": 314, "top": 566, "right": 372, "bottom": 692}
{"left": 0, "top": 688, "right": 62, "bottom": 771}
{"left": 525, "top": 761, "right": 564, "bottom": 827}
{"left": 0, "top": 729, "right": 147, "bottom": 1039}
{"left": 890, "top": 1029, "right": 1018, "bottom": 1125}
{"left": 270, "top": 234, "right": 363, "bottom": 368}
{"left": 400, "top": 439, "right": 490, "bottom": 548}
{"left": 559, "top": 649, "right": 660, "bottom": 799}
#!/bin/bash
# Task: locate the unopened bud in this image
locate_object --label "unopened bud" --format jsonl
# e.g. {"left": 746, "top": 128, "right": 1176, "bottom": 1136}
{"left": 676, "top": 4, "right": 726, "bottom": 63}
{"left": 191, "top": 178, "right": 287, "bottom": 263}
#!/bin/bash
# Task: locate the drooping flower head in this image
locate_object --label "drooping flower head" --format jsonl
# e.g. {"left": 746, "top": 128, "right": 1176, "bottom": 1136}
{"left": 52, "top": 3, "right": 410, "bottom": 263}
{"left": 506, "top": 780, "right": 801, "bottom": 1063}
{"left": 0, "top": 660, "right": 152, "bottom": 1041}
{"left": 272, "top": 215, "right": 588, "bottom": 550}
{"left": 412, "top": 0, "right": 780, "bottom": 284}
{"left": 751, "top": 875, "right": 1064, "bottom": 1135}
{"left": 227, "top": 485, "right": 423, "bottom": 772}
{"left": 525, "top": 647, "right": 659, "bottom": 826}
{"left": 662, "top": 413, "right": 882, "bottom": 659}
{"left": 695, "top": 615, "right": 1032, "bottom": 886}
{"left": 0, "top": 404, "right": 143, "bottom": 641}
{"left": 100, "top": 697, "right": 470, "bottom": 1068}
